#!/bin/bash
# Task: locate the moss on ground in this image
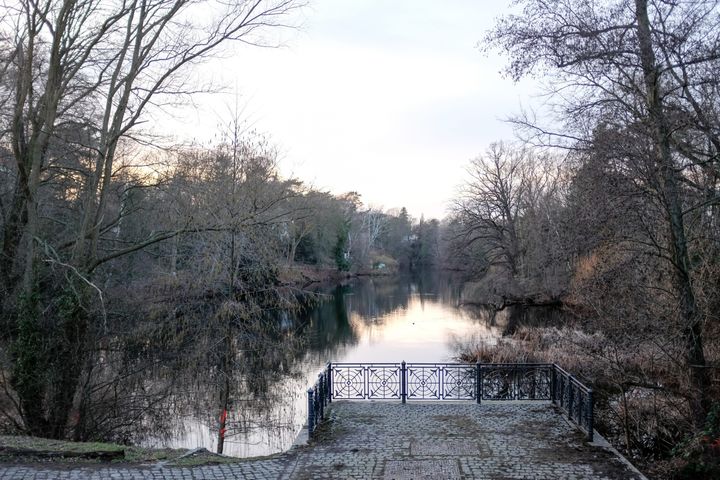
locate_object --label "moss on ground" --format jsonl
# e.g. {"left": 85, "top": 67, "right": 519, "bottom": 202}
{"left": 0, "top": 435, "right": 125, "bottom": 454}
{"left": 0, "top": 435, "right": 253, "bottom": 466}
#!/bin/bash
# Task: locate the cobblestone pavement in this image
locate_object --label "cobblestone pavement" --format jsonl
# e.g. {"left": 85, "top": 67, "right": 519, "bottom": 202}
{"left": 0, "top": 402, "right": 645, "bottom": 479}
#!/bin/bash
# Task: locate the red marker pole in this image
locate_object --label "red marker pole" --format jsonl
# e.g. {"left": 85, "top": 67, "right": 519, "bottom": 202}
{"left": 217, "top": 408, "right": 227, "bottom": 454}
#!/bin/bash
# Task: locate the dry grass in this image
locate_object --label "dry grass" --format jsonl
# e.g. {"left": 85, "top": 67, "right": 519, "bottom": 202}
{"left": 454, "top": 325, "right": 720, "bottom": 479}
{"left": 455, "top": 326, "right": 602, "bottom": 377}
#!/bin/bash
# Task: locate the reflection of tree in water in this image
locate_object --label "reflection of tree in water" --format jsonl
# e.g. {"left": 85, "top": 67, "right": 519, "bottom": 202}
{"left": 299, "top": 284, "right": 358, "bottom": 358}
{"left": 340, "top": 271, "right": 465, "bottom": 324}
{"left": 98, "top": 282, "right": 359, "bottom": 454}
{"left": 70, "top": 270, "right": 475, "bottom": 454}
{"left": 291, "top": 271, "right": 464, "bottom": 360}
{"left": 211, "top": 307, "right": 307, "bottom": 453}
{"left": 464, "top": 303, "right": 571, "bottom": 336}
{"left": 344, "top": 277, "right": 411, "bottom": 322}
{"left": 61, "top": 279, "right": 314, "bottom": 454}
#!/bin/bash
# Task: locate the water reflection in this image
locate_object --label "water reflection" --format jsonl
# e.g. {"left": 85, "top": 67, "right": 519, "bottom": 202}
{"left": 142, "top": 271, "right": 501, "bottom": 457}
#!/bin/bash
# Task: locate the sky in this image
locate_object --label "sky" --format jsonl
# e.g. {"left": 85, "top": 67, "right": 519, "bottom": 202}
{"left": 166, "top": 0, "right": 540, "bottom": 220}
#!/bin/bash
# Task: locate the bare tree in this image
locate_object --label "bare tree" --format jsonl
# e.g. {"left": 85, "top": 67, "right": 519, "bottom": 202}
{"left": 485, "top": 0, "right": 718, "bottom": 426}
{"left": 0, "top": 0, "right": 304, "bottom": 438}
{"left": 452, "top": 142, "right": 530, "bottom": 277}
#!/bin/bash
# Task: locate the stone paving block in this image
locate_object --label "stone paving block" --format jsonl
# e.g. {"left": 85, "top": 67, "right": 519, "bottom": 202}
{"left": 383, "top": 459, "right": 460, "bottom": 480}
{"left": 410, "top": 439, "right": 483, "bottom": 456}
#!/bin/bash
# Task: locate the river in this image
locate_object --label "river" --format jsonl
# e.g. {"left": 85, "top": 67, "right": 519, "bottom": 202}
{"left": 142, "top": 272, "right": 505, "bottom": 458}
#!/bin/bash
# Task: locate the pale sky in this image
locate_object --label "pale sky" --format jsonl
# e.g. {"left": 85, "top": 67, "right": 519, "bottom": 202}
{"left": 166, "top": 0, "right": 540, "bottom": 219}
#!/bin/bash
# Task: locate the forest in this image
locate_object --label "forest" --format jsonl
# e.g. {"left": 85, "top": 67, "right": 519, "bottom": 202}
{"left": 445, "top": 1, "right": 720, "bottom": 478}
{"left": 0, "top": 0, "right": 445, "bottom": 451}
{"left": 1, "top": 0, "right": 719, "bottom": 478}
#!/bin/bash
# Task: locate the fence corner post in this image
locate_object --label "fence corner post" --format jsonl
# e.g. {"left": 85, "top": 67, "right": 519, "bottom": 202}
{"left": 475, "top": 360, "right": 482, "bottom": 404}
{"left": 327, "top": 362, "right": 332, "bottom": 404}
{"left": 401, "top": 361, "right": 407, "bottom": 404}
{"left": 307, "top": 388, "right": 315, "bottom": 437}
{"left": 587, "top": 389, "right": 594, "bottom": 442}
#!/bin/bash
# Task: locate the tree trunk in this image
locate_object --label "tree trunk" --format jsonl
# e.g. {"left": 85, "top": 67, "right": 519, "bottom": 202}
{"left": 12, "top": 295, "right": 50, "bottom": 437}
{"left": 0, "top": 182, "right": 29, "bottom": 291}
{"left": 635, "top": 0, "right": 709, "bottom": 427}
{"left": 47, "top": 286, "right": 89, "bottom": 438}
{"left": 217, "top": 331, "right": 233, "bottom": 454}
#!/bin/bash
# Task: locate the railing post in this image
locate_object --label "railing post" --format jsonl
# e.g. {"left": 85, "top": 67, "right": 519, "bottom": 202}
{"left": 401, "top": 361, "right": 407, "bottom": 404}
{"left": 317, "top": 374, "right": 324, "bottom": 420}
{"left": 551, "top": 365, "right": 557, "bottom": 404}
{"left": 307, "top": 388, "right": 315, "bottom": 437}
{"left": 567, "top": 378, "right": 574, "bottom": 421}
{"left": 475, "top": 360, "right": 481, "bottom": 404}
{"left": 327, "top": 362, "right": 332, "bottom": 404}
{"left": 577, "top": 386, "right": 583, "bottom": 429}
{"left": 587, "top": 389, "right": 594, "bottom": 442}
{"left": 320, "top": 369, "right": 328, "bottom": 408}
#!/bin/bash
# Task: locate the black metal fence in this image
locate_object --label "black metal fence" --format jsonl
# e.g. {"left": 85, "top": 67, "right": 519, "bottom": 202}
{"left": 306, "top": 364, "right": 332, "bottom": 437}
{"left": 307, "top": 362, "right": 594, "bottom": 441}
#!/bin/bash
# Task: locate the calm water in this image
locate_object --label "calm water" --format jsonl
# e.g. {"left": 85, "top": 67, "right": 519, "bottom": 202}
{"left": 143, "top": 272, "right": 505, "bottom": 457}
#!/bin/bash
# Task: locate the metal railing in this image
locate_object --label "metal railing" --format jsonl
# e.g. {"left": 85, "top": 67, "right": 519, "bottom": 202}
{"left": 307, "top": 362, "right": 594, "bottom": 441}
{"left": 552, "top": 364, "right": 594, "bottom": 441}
{"left": 307, "top": 364, "right": 332, "bottom": 436}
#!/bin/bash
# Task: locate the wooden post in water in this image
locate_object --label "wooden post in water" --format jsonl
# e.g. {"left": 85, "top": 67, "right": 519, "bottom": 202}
{"left": 217, "top": 332, "right": 232, "bottom": 455}
{"left": 217, "top": 407, "right": 228, "bottom": 454}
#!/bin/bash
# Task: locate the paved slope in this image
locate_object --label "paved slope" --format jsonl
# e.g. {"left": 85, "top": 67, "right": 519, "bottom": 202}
{"left": 0, "top": 402, "right": 645, "bottom": 479}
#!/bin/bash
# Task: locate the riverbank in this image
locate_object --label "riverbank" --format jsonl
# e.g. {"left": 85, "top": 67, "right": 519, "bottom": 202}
{"left": 0, "top": 435, "right": 246, "bottom": 467}
{"left": 283, "top": 264, "right": 397, "bottom": 291}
